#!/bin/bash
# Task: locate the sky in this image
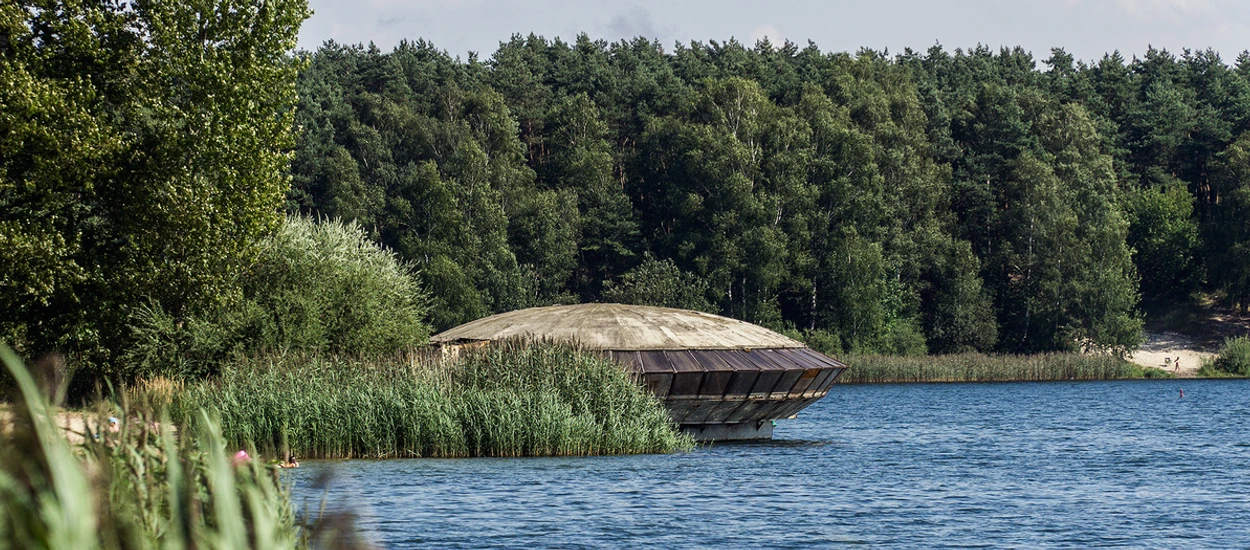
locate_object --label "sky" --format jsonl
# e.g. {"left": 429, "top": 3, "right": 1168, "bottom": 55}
{"left": 298, "top": 0, "right": 1250, "bottom": 65}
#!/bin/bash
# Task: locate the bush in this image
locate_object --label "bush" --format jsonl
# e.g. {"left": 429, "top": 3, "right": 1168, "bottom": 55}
{"left": 782, "top": 328, "right": 843, "bottom": 357}
{"left": 881, "top": 317, "right": 929, "bottom": 357}
{"left": 125, "top": 215, "right": 430, "bottom": 377}
{"left": 1212, "top": 336, "right": 1250, "bottom": 376}
{"left": 602, "top": 257, "right": 715, "bottom": 313}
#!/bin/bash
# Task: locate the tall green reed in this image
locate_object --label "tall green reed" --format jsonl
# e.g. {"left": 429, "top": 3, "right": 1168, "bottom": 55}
{"left": 838, "top": 352, "right": 1156, "bottom": 383}
{"left": 172, "top": 341, "right": 694, "bottom": 459}
{"left": 0, "top": 343, "right": 362, "bottom": 549}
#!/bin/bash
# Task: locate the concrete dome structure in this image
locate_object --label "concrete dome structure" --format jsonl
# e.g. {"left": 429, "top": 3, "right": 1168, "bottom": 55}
{"left": 431, "top": 303, "right": 848, "bottom": 440}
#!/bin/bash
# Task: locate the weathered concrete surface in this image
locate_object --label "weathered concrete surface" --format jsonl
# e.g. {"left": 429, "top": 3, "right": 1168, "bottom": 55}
{"left": 682, "top": 421, "right": 775, "bottom": 441}
{"left": 431, "top": 303, "right": 806, "bottom": 351}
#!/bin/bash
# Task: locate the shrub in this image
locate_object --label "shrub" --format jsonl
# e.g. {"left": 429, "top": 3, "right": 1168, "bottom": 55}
{"left": 782, "top": 328, "right": 842, "bottom": 357}
{"left": 1212, "top": 336, "right": 1250, "bottom": 376}
{"left": 602, "top": 257, "right": 715, "bottom": 313}
{"left": 125, "top": 215, "right": 430, "bottom": 377}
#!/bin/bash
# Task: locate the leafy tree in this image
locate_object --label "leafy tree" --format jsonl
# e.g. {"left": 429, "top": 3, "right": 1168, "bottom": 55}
{"left": 1123, "top": 183, "right": 1202, "bottom": 304}
{"left": 601, "top": 257, "right": 715, "bottom": 312}
{"left": 540, "top": 93, "right": 638, "bottom": 298}
{"left": 1209, "top": 132, "right": 1250, "bottom": 310}
{"left": 290, "top": 43, "right": 540, "bottom": 329}
{"left": 1, "top": 0, "right": 309, "bottom": 374}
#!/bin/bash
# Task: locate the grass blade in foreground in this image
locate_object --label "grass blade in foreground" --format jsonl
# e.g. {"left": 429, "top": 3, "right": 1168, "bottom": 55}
{"left": 0, "top": 343, "right": 355, "bottom": 549}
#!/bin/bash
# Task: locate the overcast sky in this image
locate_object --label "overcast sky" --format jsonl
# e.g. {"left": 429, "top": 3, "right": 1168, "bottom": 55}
{"left": 299, "top": 0, "right": 1250, "bottom": 65}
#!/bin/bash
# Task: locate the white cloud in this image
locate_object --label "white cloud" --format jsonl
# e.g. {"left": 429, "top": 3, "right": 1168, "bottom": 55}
{"left": 605, "top": 6, "right": 663, "bottom": 40}
{"left": 749, "top": 24, "right": 783, "bottom": 47}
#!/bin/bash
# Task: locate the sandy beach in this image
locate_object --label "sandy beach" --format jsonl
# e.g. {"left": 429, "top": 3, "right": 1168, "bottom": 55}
{"left": 1127, "top": 331, "right": 1215, "bottom": 377}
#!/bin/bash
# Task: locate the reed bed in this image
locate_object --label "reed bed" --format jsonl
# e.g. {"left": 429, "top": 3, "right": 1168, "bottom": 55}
{"left": 171, "top": 341, "right": 695, "bottom": 459}
{"left": 0, "top": 344, "right": 362, "bottom": 549}
{"left": 838, "top": 352, "right": 1164, "bottom": 383}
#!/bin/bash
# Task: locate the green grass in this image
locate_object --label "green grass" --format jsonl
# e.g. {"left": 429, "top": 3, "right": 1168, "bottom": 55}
{"left": 0, "top": 343, "right": 363, "bottom": 549}
{"left": 838, "top": 352, "right": 1163, "bottom": 383}
{"left": 169, "top": 340, "right": 695, "bottom": 459}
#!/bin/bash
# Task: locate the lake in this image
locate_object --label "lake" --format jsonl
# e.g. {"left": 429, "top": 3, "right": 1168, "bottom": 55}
{"left": 287, "top": 379, "right": 1250, "bottom": 548}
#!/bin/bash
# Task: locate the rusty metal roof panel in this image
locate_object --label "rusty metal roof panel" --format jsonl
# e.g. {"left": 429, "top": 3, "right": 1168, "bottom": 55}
{"left": 665, "top": 350, "right": 705, "bottom": 373}
{"left": 636, "top": 351, "right": 675, "bottom": 373}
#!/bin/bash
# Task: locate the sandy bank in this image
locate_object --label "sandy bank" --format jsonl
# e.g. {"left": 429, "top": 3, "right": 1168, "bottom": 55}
{"left": 1127, "top": 331, "right": 1215, "bottom": 377}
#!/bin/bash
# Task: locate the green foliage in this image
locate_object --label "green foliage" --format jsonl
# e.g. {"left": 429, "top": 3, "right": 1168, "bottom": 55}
{"left": 290, "top": 42, "right": 541, "bottom": 330}
{"left": 1, "top": 0, "right": 309, "bottom": 375}
{"left": 1212, "top": 336, "right": 1250, "bottom": 376}
{"left": 0, "top": 343, "right": 355, "bottom": 549}
{"left": 19, "top": 17, "right": 1250, "bottom": 368}
{"left": 1209, "top": 133, "right": 1250, "bottom": 310}
{"left": 172, "top": 341, "right": 695, "bottom": 458}
{"left": 602, "top": 257, "right": 715, "bottom": 312}
{"left": 840, "top": 352, "right": 1143, "bottom": 383}
{"left": 1123, "top": 182, "right": 1202, "bottom": 303}
{"left": 125, "top": 215, "right": 430, "bottom": 377}
{"left": 783, "top": 329, "right": 843, "bottom": 357}
{"left": 920, "top": 239, "right": 998, "bottom": 353}
{"left": 881, "top": 317, "right": 929, "bottom": 357}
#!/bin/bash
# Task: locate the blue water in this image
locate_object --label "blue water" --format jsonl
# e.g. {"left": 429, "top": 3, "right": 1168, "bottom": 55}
{"left": 287, "top": 380, "right": 1250, "bottom": 548}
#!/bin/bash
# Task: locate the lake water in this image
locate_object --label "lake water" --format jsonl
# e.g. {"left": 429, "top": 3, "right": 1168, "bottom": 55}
{"left": 287, "top": 379, "right": 1250, "bottom": 548}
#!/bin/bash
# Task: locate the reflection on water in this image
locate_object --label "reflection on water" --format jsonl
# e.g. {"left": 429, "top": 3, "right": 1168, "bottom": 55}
{"left": 288, "top": 379, "right": 1250, "bottom": 548}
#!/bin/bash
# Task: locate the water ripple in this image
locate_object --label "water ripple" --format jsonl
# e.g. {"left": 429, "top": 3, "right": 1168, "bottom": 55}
{"left": 289, "top": 379, "right": 1250, "bottom": 549}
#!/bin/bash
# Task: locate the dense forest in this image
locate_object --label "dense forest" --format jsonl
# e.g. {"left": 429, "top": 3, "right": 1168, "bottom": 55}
{"left": 6, "top": 0, "right": 1250, "bottom": 379}
{"left": 286, "top": 36, "right": 1250, "bottom": 356}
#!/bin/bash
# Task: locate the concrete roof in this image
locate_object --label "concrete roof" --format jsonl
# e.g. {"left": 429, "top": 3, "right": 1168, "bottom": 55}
{"left": 430, "top": 303, "right": 807, "bottom": 351}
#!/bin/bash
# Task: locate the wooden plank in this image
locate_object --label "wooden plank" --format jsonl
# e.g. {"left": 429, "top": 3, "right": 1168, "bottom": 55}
{"left": 637, "top": 350, "right": 675, "bottom": 373}
{"left": 642, "top": 373, "right": 673, "bottom": 399}
{"left": 724, "top": 371, "right": 759, "bottom": 397}
{"left": 722, "top": 399, "right": 775, "bottom": 423}
{"left": 748, "top": 371, "right": 783, "bottom": 398}
{"left": 663, "top": 398, "right": 703, "bottom": 424}
{"left": 770, "top": 369, "right": 805, "bottom": 398}
{"left": 669, "top": 372, "right": 704, "bottom": 397}
{"left": 665, "top": 350, "right": 704, "bottom": 372}
{"left": 807, "top": 367, "right": 837, "bottom": 392}
{"left": 682, "top": 399, "right": 736, "bottom": 424}
{"left": 816, "top": 367, "right": 848, "bottom": 391}
{"left": 771, "top": 348, "right": 823, "bottom": 370}
{"left": 788, "top": 368, "right": 822, "bottom": 395}
{"left": 743, "top": 349, "right": 788, "bottom": 371}
{"left": 698, "top": 370, "right": 732, "bottom": 397}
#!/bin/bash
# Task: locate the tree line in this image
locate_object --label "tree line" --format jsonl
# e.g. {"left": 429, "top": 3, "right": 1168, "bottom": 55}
{"left": 289, "top": 36, "right": 1250, "bottom": 355}
{"left": 6, "top": 0, "right": 1250, "bottom": 378}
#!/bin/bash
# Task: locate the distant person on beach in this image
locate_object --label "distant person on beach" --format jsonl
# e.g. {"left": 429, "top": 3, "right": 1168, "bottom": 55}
{"left": 1174, "top": 357, "right": 1181, "bottom": 373}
